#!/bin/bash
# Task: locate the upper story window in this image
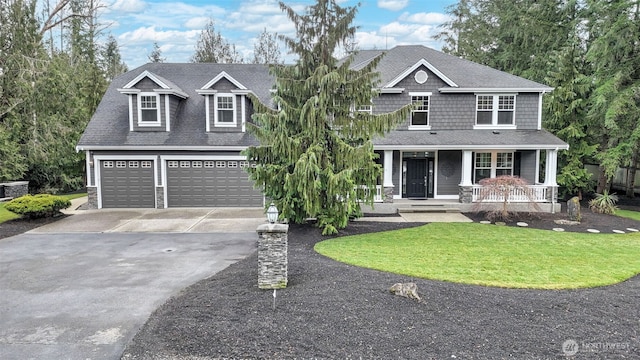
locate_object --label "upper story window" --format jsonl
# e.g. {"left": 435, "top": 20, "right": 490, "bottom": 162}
{"left": 409, "top": 92, "right": 431, "bottom": 130}
{"left": 356, "top": 104, "right": 372, "bottom": 113}
{"left": 215, "top": 94, "right": 236, "bottom": 126}
{"left": 138, "top": 93, "right": 160, "bottom": 125}
{"left": 475, "top": 95, "right": 516, "bottom": 128}
{"left": 474, "top": 151, "right": 513, "bottom": 183}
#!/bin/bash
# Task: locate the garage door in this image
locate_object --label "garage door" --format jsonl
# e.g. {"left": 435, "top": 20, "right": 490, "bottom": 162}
{"left": 100, "top": 160, "right": 155, "bottom": 208}
{"left": 166, "top": 160, "right": 263, "bottom": 207}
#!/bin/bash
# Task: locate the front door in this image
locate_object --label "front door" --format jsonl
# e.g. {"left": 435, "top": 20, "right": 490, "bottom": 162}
{"left": 406, "top": 159, "right": 427, "bottom": 198}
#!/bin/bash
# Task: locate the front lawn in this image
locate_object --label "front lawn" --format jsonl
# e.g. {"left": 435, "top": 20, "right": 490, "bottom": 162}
{"left": 315, "top": 223, "right": 640, "bottom": 289}
{"left": 0, "top": 193, "right": 86, "bottom": 224}
{"left": 616, "top": 209, "right": 640, "bottom": 221}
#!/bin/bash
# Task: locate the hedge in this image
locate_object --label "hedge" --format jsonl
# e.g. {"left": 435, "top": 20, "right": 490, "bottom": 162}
{"left": 5, "top": 194, "right": 71, "bottom": 219}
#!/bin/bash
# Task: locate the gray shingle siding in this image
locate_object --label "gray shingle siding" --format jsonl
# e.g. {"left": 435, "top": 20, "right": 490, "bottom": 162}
{"left": 515, "top": 94, "right": 539, "bottom": 130}
{"left": 518, "top": 150, "right": 537, "bottom": 183}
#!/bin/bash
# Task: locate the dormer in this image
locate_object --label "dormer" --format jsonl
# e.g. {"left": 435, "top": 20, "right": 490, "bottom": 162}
{"left": 196, "top": 71, "right": 251, "bottom": 133}
{"left": 118, "top": 70, "right": 188, "bottom": 132}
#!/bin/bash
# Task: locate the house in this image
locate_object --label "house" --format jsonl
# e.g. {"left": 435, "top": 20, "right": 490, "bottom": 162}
{"left": 77, "top": 45, "right": 567, "bottom": 211}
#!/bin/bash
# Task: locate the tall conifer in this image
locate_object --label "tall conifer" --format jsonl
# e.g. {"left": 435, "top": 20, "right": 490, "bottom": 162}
{"left": 245, "top": 0, "right": 411, "bottom": 234}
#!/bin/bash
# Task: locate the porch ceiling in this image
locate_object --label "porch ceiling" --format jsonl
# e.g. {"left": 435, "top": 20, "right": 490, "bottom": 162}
{"left": 373, "top": 129, "right": 568, "bottom": 150}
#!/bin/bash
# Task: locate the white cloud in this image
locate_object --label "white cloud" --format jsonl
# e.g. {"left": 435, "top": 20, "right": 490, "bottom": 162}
{"left": 399, "top": 12, "right": 450, "bottom": 25}
{"left": 355, "top": 31, "right": 397, "bottom": 50}
{"left": 377, "top": 0, "right": 409, "bottom": 11}
{"left": 110, "top": 0, "right": 146, "bottom": 13}
{"left": 184, "top": 17, "right": 210, "bottom": 29}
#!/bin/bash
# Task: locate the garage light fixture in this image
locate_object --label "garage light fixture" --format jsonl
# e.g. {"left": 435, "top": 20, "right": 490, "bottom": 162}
{"left": 266, "top": 203, "right": 279, "bottom": 224}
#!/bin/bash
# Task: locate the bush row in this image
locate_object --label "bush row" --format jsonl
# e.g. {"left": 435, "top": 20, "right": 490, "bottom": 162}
{"left": 5, "top": 194, "right": 71, "bottom": 219}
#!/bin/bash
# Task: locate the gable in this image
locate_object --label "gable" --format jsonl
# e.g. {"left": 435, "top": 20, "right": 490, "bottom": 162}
{"left": 384, "top": 58, "right": 458, "bottom": 89}
{"left": 198, "top": 71, "right": 248, "bottom": 93}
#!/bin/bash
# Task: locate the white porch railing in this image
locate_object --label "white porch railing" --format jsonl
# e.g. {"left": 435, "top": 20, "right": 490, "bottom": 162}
{"left": 472, "top": 185, "right": 548, "bottom": 203}
{"left": 355, "top": 185, "right": 384, "bottom": 203}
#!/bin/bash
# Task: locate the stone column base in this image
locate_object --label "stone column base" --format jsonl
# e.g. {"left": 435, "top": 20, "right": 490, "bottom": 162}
{"left": 257, "top": 223, "right": 289, "bottom": 289}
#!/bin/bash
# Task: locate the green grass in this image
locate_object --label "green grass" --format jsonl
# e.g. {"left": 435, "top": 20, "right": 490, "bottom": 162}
{"left": 315, "top": 223, "right": 640, "bottom": 289}
{"left": 616, "top": 209, "right": 640, "bottom": 222}
{"left": 0, "top": 193, "right": 86, "bottom": 224}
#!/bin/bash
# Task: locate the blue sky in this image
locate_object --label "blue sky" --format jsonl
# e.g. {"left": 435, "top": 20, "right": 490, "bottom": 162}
{"left": 100, "top": 0, "right": 457, "bottom": 68}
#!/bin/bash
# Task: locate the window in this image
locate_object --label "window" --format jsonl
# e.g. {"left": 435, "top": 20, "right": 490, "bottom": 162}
{"left": 128, "top": 161, "right": 139, "bottom": 168}
{"left": 474, "top": 152, "right": 514, "bottom": 183}
{"left": 409, "top": 93, "right": 430, "bottom": 129}
{"left": 216, "top": 161, "right": 226, "bottom": 168}
{"left": 475, "top": 95, "right": 515, "bottom": 127}
{"left": 180, "top": 161, "right": 190, "bottom": 168}
{"left": 204, "top": 161, "right": 215, "bottom": 168}
{"left": 139, "top": 93, "right": 160, "bottom": 124}
{"left": 103, "top": 161, "right": 114, "bottom": 168}
{"left": 228, "top": 161, "right": 238, "bottom": 168}
{"left": 192, "top": 161, "right": 203, "bottom": 168}
{"left": 168, "top": 161, "right": 179, "bottom": 168}
{"left": 116, "top": 161, "right": 126, "bottom": 168}
{"left": 141, "top": 161, "right": 152, "bottom": 168}
{"left": 356, "top": 105, "right": 372, "bottom": 113}
{"left": 215, "top": 94, "right": 235, "bottom": 126}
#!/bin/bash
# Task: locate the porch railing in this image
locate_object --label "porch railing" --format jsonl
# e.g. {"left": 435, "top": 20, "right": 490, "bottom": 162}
{"left": 472, "top": 185, "right": 548, "bottom": 203}
{"left": 355, "top": 185, "right": 384, "bottom": 203}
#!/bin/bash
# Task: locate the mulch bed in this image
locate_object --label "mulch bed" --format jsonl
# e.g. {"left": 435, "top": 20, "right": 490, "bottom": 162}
{"left": 121, "top": 216, "right": 640, "bottom": 359}
{"left": 3, "top": 204, "right": 639, "bottom": 358}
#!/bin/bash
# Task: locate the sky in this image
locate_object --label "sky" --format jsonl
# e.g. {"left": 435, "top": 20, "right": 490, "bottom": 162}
{"left": 98, "top": 0, "right": 457, "bottom": 68}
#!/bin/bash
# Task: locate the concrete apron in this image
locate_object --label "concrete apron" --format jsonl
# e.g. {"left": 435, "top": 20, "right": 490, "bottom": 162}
{"left": 29, "top": 207, "right": 269, "bottom": 234}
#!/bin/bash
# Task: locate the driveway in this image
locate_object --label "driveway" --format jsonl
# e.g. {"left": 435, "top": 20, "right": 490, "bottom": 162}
{"left": 0, "top": 205, "right": 264, "bottom": 360}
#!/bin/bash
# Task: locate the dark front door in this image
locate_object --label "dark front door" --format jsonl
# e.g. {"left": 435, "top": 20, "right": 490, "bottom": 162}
{"left": 406, "top": 159, "right": 427, "bottom": 198}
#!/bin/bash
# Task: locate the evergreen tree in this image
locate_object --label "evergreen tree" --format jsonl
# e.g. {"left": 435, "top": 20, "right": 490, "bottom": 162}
{"left": 148, "top": 41, "right": 165, "bottom": 63}
{"left": 544, "top": 0, "right": 595, "bottom": 199}
{"left": 252, "top": 28, "right": 281, "bottom": 64}
{"left": 191, "top": 19, "right": 242, "bottom": 63}
{"left": 101, "top": 34, "right": 128, "bottom": 81}
{"left": 245, "top": 0, "right": 412, "bottom": 234}
{"left": 585, "top": 0, "right": 640, "bottom": 193}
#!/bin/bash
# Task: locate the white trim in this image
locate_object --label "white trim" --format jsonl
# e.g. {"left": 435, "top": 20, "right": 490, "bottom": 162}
{"left": 241, "top": 95, "right": 246, "bottom": 133}
{"left": 460, "top": 150, "right": 473, "bottom": 186}
{"left": 123, "top": 70, "right": 170, "bottom": 89}
{"left": 76, "top": 145, "right": 253, "bottom": 151}
{"left": 385, "top": 59, "right": 458, "bottom": 88}
{"left": 535, "top": 149, "right": 541, "bottom": 184}
{"left": 537, "top": 93, "right": 543, "bottom": 130}
{"left": 383, "top": 150, "right": 394, "bottom": 187}
{"left": 205, "top": 95, "right": 211, "bottom": 132}
{"left": 137, "top": 92, "right": 161, "bottom": 126}
{"left": 434, "top": 195, "right": 459, "bottom": 200}
{"left": 85, "top": 151, "right": 92, "bottom": 186}
{"left": 213, "top": 93, "right": 237, "bottom": 127}
{"left": 378, "top": 88, "right": 404, "bottom": 94}
{"left": 200, "top": 71, "right": 247, "bottom": 90}
{"left": 165, "top": 95, "right": 170, "bottom": 131}
{"left": 439, "top": 87, "right": 553, "bottom": 93}
{"left": 155, "top": 88, "right": 188, "bottom": 99}
{"left": 93, "top": 155, "right": 158, "bottom": 209}
{"left": 196, "top": 89, "right": 218, "bottom": 95}
{"left": 374, "top": 144, "right": 569, "bottom": 151}
{"left": 128, "top": 95, "right": 134, "bottom": 131}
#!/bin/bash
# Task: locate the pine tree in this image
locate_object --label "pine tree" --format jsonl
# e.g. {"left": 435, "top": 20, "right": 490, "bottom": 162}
{"left": 245, "top": 0, "right": 412, "bottom": 234}
{"left": 148, "top": 41, "right": 165, "bottom": 63}
{"left": 252, "top": 28, "right": 281, "bottom": 64}
{"left": 191, "top": 19, "right": 242, "bottom": 63}
{"left": 101, "top": 34, "right": 128, "bottom": 81}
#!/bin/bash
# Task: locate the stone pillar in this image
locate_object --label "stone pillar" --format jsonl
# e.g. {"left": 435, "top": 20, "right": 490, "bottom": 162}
{"left": 383, "top": 186, "right": 394, "bottom": 203}
{"left": 86, "top": 186, "right": 98, "bottom": 209}
{"left": 383, "top": 150, "right": 394, "bottom": 203}
{"left": 155, "top": 186, "right": 165, "bottom": 208}
{"left": 256, "top": 223, "right": 289, "bottom": 289}
{"left": 459, "top": 186, "right": 473, "bottom": 204}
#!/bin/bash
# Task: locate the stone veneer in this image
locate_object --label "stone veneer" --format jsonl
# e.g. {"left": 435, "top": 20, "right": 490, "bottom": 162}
{"left": 156, "top": 187, "right": 164, "bottom": 208}
{"left": 1, "top": 181, "right": 28, "bottom": 198}
{"left": 383, "top": 186, "right": 394, "bottom": 203}
{"left": 86, "top": 186, "right": 98, "bottom": 209}
{"left": 256, "top": 223, "right": 289, "bottom": 289}
{"left": 459, "top": 186, "right": 473, "bottom": 203}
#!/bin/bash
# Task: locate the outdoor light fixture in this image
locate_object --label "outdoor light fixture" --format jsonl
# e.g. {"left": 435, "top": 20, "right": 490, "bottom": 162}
{"left": 266, "top": 203, "right": 279, "bottom": 224}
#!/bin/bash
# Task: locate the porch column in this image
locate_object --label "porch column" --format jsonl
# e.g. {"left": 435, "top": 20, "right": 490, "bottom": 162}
{"left": 544, "top": 149, "right": 558, "bottom": 186}
{"left": 459, "top": 150, "right": 473, "bottom": 203}
{"left": 383, "top": 150, "right": 394, "bottom": 203}
{"left": 460, "top": 150, "right": 473, "bottom": 186}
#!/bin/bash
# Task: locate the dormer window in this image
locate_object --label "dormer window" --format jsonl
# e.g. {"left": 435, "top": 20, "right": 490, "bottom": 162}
{"left": 139, "top": 93, "right": 160, "bottom": 125}
{"left": 475, "top": 94, "right": 516, "bottom": 129}
{"left": 214, "top": 94, "right": 236, "bottom": 126}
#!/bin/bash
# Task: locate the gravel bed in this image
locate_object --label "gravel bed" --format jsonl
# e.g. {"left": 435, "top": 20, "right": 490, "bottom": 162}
{"left": 121, "top": 221, "right": 639, "bottom": 359}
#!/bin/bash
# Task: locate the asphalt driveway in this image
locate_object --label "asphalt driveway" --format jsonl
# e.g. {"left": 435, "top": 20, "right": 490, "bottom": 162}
{"left": 0, "top": 206, "right": 261, "bottom": 360}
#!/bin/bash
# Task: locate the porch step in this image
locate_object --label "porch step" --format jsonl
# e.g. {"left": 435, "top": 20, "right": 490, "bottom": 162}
{"left": 397, "top": 204, "right": 461, "bottom": 214}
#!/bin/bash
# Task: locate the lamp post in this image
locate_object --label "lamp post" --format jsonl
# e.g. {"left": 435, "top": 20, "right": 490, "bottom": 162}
{"left": 266, "top": 203, "right": 279, "bottom": 224}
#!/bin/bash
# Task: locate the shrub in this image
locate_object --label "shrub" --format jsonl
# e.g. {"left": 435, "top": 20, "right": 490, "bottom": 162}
{"left": 588, "top": 191, "right": 618, "bottom": 215}
{"left": 5, "top": 194, "right": 71, "bottom": 219}
{"left": 474, "top": 175, "right": 541, "bottom": 222}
